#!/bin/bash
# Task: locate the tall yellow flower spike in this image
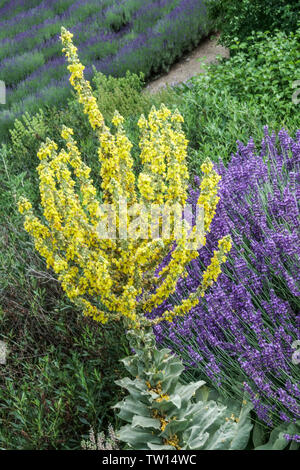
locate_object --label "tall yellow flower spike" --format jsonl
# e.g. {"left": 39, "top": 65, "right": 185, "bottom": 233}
{"left": 18, "top": 28, "right": 231, "bottom": 328}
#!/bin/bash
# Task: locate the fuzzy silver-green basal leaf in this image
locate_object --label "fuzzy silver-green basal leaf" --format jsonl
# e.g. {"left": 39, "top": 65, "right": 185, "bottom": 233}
{"left": 114, "top": 328, "right": 253, "bottom": 450}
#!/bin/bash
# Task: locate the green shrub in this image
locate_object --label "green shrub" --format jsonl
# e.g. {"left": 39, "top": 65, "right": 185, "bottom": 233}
{"left": 91, "top": 69, "right": 148, "bottom": 121}
{"left": 114, "top": 328, "right": 253, "bottom": 450}
{"left": 9, "top": 110, "right": 48, "bottom": 159}
{"left": 171, "top": 26, "right": 300, "bottom": 173}
{"left": 173, "top": 86, "right": 296, "bottom": 171}
{"left": 0, "top": 319, "right": 128, "bottom": 449}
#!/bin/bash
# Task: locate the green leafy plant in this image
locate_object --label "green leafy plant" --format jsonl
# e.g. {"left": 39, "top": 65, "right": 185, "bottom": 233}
{"left": 114, "top": 328, "right": 253, "bottom": 450}
{"left": 206, "top": 0, "right": 300, "bottom": 45}
{"left": 195, "top": 27, "right": 300, "bottom": 118}
{"left": 7, "top": 70, "right": 173, "bottom": 175}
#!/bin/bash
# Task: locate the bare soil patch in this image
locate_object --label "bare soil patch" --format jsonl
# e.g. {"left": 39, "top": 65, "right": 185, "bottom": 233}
{"left": 146, "top": 35, "right": 229, "bottom": 94}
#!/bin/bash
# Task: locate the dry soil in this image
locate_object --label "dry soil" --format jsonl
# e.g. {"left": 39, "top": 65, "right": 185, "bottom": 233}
{"left": 146, "top": 35, "right": 229, "bottom": 94}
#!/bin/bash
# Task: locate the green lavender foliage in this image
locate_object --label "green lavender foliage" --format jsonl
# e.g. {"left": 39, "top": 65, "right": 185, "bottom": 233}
{"left": 7, "top": 71, "right": 172, "bottom": 174}
{"left": 114, "top": 328, "right": 253, "bottom": 450}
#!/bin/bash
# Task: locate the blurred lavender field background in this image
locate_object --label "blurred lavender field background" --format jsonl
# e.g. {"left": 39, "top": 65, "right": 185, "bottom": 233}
{"left": 0, "top": 0, "right": 210, "bottom": 138}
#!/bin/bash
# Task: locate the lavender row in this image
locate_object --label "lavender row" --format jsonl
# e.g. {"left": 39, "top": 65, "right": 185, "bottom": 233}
{"left": 0, "top": 0, "right": 209, "bottom": 128}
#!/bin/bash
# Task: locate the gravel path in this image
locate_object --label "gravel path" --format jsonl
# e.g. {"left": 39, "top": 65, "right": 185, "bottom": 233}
{"left": 146, "top": 35, "right": 229, "bottom": 94}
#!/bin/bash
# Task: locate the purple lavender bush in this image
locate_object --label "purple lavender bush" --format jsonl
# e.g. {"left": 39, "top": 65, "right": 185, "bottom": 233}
{"left": 151, "top": 127, "right": 300, "bottom": 427}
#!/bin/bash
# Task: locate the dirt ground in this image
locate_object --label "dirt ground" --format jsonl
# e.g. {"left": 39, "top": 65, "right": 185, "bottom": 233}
{"left": 146, "top": 35, "right": 229, "bottom": 94}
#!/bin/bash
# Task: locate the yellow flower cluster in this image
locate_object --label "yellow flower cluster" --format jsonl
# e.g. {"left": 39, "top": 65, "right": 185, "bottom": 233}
{"left": 152, "top": 408, "right": 169, "bottom": 433}
{"left": 197, "top": 158, "right": 221, "bottom": 233}
{"left": 159, "top": 235, "right": 232, "bottom": 322}
{"left": 61, "top": 26, "right": 135, "bottom": 208}
{"left": 18, "top": 27, "right": 231, "bottom": 329}
{"left": 18, "top": 198, "right": 32, "bottom": 214}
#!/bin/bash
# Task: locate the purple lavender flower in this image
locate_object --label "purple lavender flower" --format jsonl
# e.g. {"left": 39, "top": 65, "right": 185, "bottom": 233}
{"left": 284, "top": 433, "right": 300, "bottom": 443}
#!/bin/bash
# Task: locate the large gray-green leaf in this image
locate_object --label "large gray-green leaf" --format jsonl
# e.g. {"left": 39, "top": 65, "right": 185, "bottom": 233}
{"left": 117, "top": 425, "right": 161, "bottom": 449}
{"left": 252, "top": 422, "right": 267, "bottom": 448}
{"left": 255, "top": 421, "right": 299, "bottom": 451}
{"left": 175, "top": 380, "right": 206, "bottom": 403}
{"left": 255, "top": 432, "right": 290, "bottom": 450}
{"left": 183, "top": 425, "right": 210, "bottom": 449}
{"left": 182, "top": 399, "right": 252, "bottom": 450}
{"left": 163, "top": 417, "right": 190, "bottom": 435}
{"left": 169, "top": 394, "right": 181, "bottom": 409}
{"left": 131, "top": 415, "right": 161, "bottom": 430}
{"left": 114, "top": 396, "right": 150, "bottom": 422}
{"left": 120, "top": 356, "right": 139, "bottom": 376}
{"left": 227, "top": 400, "right": 253, "bottom": 450}
{"left": 148, "top": 443, "right": 176, "bottom": 450}
{"left": 115, "top": 377, "right": 147, "bottom": 401}
{"left": 289, "top": 440, "right": 300, "bottom": 450}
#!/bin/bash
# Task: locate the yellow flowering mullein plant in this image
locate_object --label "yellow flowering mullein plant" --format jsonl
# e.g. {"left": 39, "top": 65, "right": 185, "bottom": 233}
{"left": 18, "top": 27, "right": 232, "bottom": 329}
